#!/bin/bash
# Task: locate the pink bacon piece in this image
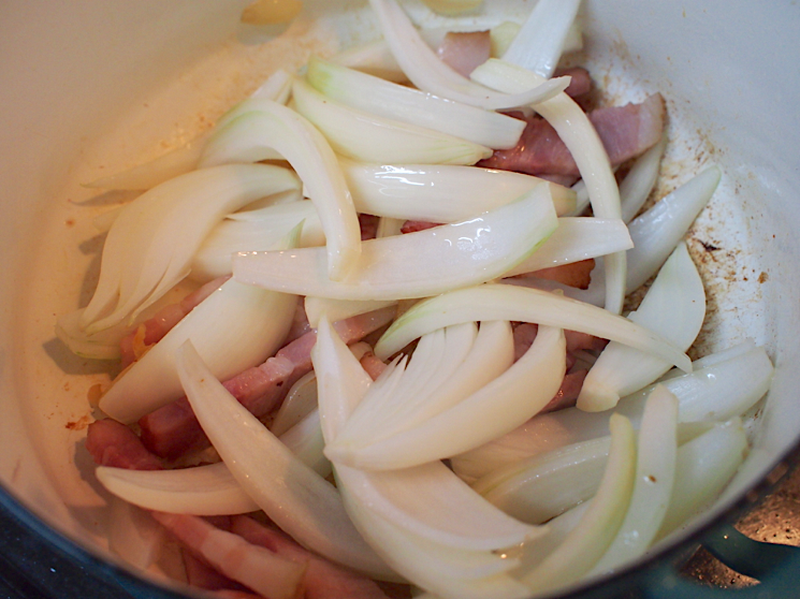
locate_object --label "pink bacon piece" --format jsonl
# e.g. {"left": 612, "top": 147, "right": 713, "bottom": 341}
{"left": 478, "top": 93, "right": 665, "bottom": 178}
{"left": 152, "top": 512, "right": 307, "bottom": 599}
{"left": 85, "top": 418, "right": 163, "bottom": 471}
{"left": 139, "top": 307, "right": 397, "bottom": 460}
{"left": 230, "top": 515, "right": 394, "bottom": 599}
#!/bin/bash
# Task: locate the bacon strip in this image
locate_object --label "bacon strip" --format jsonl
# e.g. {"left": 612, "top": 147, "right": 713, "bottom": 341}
{"left": 230, "top": 515, "right": 393, "bottom": 599}
{"left": 139, "top": 307, "right": 397, "bottom": 460}
{"left": 478, "top": 94, "right": 665, "bottom": 178}
{"left": 85, "top": 419, "right": 163, "bottom": 471}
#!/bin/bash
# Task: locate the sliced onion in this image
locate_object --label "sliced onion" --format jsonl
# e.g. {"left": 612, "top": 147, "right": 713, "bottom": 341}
{"left": 292, "top": 77, "right": 492, "bottom": 165}
{"left": 577, "top": 242, "right": 705, "bottom": 411}
{"left": 503, "top": 217, "right": 632, "bottom": 277}
{"left": 80, "top": 164, "right": 300, "bottom": 333}
{"left": 470, "top": 58, "right": 625, "bottom": 314}
{"left": 306, "top": 56, "right": 525, "bottom": 149}
{"left": 192, "top": 200, "right": 323, "bottom": 281}
{"left": 656, "top": 418, "right": 748, "bottom": 540}
{"left": 592, "top": 385, "right": 679, "bottom": 573}
{"left": 233, "top": 188, "right": 558, "bottom": 301}
{"left": 96, "top": 462, "right": 258, "bottom": 516}
{"left": 375, "top": 284, "right": 691, "bottom": 373}
{"left": 328, "top": 326, "right": 565, "bottom": 470}
{"left": 199, "top": 99, "right": 362, "bottom": 281}
{"left": 175, "top": 340, "right": 394, "bottom": 579}
{"left": 619, "top": 135, "right": 667, "bottom": 223}
{"left": 341, "top": 158, "right": 575, "bottom": 222}
{"left": 367, "top": 0, "right": 569, "bottom": 110}
{"left": 99, "top": 277, "right": 297, "bottom": 423}
{"left": 303, "top": 296, "right": 398, "bottom": 329}
{"left": 500, "top": 0, "right": 582, "bottom": 78}
{"left": 518, "top": 414, "right": 637, "bottom": 592}
{"left": 451, "top": 343, "right": 771, "bottom": 481}
{"left": 472, "top": 436, "right": 611, "bottom": 525}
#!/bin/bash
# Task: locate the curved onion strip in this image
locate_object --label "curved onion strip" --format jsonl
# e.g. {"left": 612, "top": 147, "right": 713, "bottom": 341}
{"left": 451, "top": 344, "right": 771, "bottom": 481}
{"left": 270, "top": 371, "right": 319, "bottom": 437}
{"left": 175, "top": 340, "right": 394, "bottom": 579}
{"left": 619, "top": 135, "right": 667, "bottom": 223}
{"left": 55, "top": 309, "right": 129, "bottom": 360}
{"left": 473, "top": 436, "right": 611, "bottom": 525}
{"left": 306, "top": 56, "right": 525, "bottom": 149}
{"left": 199, "top": 99, "right": 362, "bottom": 281}
{"left": 500, "top": 0, "right": 581, "bottom": 78}
{"left": 96, "top": 462, "right": 258, "bottom": 516}
{"left": 312, "top": 318, "right": 537, "bottom": 598}
{"left": 80, "top": 164, "right": 301, "bottom": 333}
{"left": 328, "top": 327, "right": 565, "bottom": 470}
{"left": 367, "top": 0, "right": 569, "bottom": 110}
{"left": 592, "top": 385, "right": 678, "bottom": 574}
{"left": 99, "top": 277, "right": 297, "bottom": 423}
{"left": 233, "top": 188, "right": 558, "bottom": 301}
{"left": 518, "top": 414, "right": 637, "bottom": 592}
{"left": 375, "top": 284, "right": 691, "bottom": 373}
{"left": 579, "top": 166, "right": 722, "bottom": 305}
{"left": 278, "top": 409, "right": 331, "bottom": 478}
{"left": 577, "top": 242, "right": 705, "bottom": 411}
{"left": 336, "top": 323, "right": 481, "bottom": 444}
{"left": 292, "top": 77, "right": 492, "bottom": 165}
{"left": 656, "top": 418, "right": 748, "bottom": 541}
{"left": 341, "top": 159, "right": 575, "bottom": 221}
{"left": 192, "top": 200, "right": 324, "bottom": 281}
{"left": 504, "top": 217, "right": 632, "bottom": 277}
{"left": 470, "top": 58, "right": 625, "bottom": 314}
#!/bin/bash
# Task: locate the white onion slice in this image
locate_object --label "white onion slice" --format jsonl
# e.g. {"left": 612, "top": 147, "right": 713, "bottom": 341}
{"left": 306, "top": 56, "right": 525, "bottom": 149}
{"left": 619, "top": 135, "right": 667, "bottom": 223}
{"left": 99, "top": 277, "right": 297, "bottom": 423}
{"left": 292, "top": 77, "right": 492, "bottom": 165}
{"left": 470, "top": 58, "right": 625, "bottom": 314}
{"left": 577, "top": 242, "right": 705, "bottom": 411}
{"left": 518, "top": 414, "right": 636, "bottom": 592}
{"left": 500, "top": 0, "right": 581, "bottom": 78}
{"left": 375, "top": 284, "right": 691, "bottom": 373}
{"left": 175, "top": 340, "right": 394, "bottom": 579}
{"left": 656, "top": 418, "right": 748, "bottom": 540}
{"left": 341, "top": 159, "right": 575, "bottom": 221}
{"left": 592, "top": 385, "right": 679, "bottom": 573}
{"left": 312, "top": 317, "right": 538, "bottom": 598}
{"left": 199, "top": 99, "right": 362, "bottom": 281}
{"left": 367, "top": 0, "right": 569, "bottom": 110}
{"left": 80, "top": 164, "right": 300, "bottom": 333}
{"left": 504, "top": 217, "right": 632, "bottom": 277}
{"left": 96, "top": 462, "right": 258, "bottom": 516}
{"left": 233, "top": 188, "right": 558, "bottom": 301}
{"left": 452, "top": 343, "right": 771, "bottom": 481}
{"left": 328, "top": 326, "right": 565, "bottom": 470}
{"left": 192, "top": 200, "right": 324, "bottom": 281}
{"left": 472, "top": 436, "right": 611, "bottom": 525}
{"left": 107, "top": 498, "right": 165, "bottom": 571}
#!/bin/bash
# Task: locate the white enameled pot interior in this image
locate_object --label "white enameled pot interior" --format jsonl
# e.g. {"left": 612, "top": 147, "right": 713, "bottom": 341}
{"left": 0, "top": 0, "right": 798, "bottom": 592}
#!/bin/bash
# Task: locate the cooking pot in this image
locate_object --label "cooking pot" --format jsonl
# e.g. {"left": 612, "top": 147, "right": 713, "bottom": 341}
{"left": 1, "top": 0, "right": 799, "bottom": 597}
